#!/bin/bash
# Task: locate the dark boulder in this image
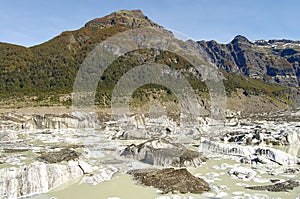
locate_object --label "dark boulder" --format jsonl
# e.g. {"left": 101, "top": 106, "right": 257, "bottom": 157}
{"left": 128, "top": 168, "right": 210, "bottom": 194}
{"left": 246, "top": 180, "right": 300, "bottom": 192}
{"left": 38, "top": 148, "right": 80, "bottom": 163}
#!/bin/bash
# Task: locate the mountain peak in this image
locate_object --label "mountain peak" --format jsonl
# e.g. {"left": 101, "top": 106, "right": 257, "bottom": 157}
{"left": 115, "top": 9, "right": 145, "bottom": 17}
{"left": 85, "top": 9, "right": 162, "bottom": 29}
{"left": 231, "top": 35, "right": 252, "bottom": 44}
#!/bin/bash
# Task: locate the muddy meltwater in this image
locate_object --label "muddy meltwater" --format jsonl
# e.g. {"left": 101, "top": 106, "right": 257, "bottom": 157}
{"left": 44, "top": 148, "right": 300, "bottom": 199}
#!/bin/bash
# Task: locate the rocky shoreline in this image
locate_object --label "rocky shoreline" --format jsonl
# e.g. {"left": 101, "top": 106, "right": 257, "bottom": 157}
{"left": 0, "top": 109, "right": 299, "bottom": 198}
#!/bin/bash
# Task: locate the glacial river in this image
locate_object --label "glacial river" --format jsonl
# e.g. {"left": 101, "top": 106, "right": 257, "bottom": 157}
{"left": 44, "top": 153, "right": 300, "bottom": 199}
{"left": 2, "top": 128, "right": 298, "bottom": 199}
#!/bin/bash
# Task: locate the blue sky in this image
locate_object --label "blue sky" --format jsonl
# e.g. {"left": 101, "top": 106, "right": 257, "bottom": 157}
{"left": 0, "top": 0, "right": 299, "bottom": 47}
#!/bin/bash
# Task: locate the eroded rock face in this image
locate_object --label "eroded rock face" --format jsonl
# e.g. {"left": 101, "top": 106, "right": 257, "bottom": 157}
{"left": 128, "top": 168, "right": 210, "bottom": 194}
{"left": 198, "top": 36, "right": 300, "bottom": 87}
{"left": 0, "top": 162, "right": 83, "bottom": 199}
{"left": 120, "top": 138, "right": 207, "bottom": 167}
{"left": 246, "top": 180, "right": 300, "bottom": 192}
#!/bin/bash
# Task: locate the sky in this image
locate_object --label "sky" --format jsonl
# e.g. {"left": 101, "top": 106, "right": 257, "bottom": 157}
{"left": 0, "top": 0, "right": 299, "bottom": 47}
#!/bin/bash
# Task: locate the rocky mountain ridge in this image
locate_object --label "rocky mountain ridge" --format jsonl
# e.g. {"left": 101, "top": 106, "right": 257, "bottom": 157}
{"left": 0, "top": 9, "right": 299, "bottom": 111}
{"left": 85, "top": 10, "right": 163, "bottom": 29}
{"left": 198, "top": 35, "right": 300, "bottom": 87}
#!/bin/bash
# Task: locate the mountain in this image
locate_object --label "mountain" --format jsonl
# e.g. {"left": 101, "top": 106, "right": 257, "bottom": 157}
{"left": 198, "top": 36, "right": 300, "bottom": 87}
{"left": 0, "top": 10, "right": 299, "bottom": 112}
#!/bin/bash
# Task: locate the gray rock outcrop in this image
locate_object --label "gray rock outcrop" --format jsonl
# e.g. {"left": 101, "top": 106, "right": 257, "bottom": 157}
{"left": 198, "top": 36, "right": 300, "bottom": 87}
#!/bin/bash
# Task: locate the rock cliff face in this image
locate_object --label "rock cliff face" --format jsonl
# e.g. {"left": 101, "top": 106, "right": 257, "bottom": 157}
{"left": 198, "top": 36, "right": 300, "bottom": 87}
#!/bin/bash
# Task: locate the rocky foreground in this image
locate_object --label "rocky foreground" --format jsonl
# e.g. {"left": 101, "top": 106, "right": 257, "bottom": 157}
{"left": 0, "top": 109, "right": 299, "bottom": 198}
{"left": 128, "top": 168, "right": 210, "bottom": 194}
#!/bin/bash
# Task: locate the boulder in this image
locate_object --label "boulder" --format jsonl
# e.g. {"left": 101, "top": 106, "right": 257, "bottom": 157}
{"left": 38, "top": 148, "right": 80, "bottom": 163}
{"left": 246, "top": 180, "right": 300, "bottom": 192}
